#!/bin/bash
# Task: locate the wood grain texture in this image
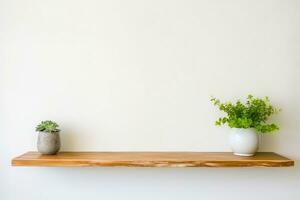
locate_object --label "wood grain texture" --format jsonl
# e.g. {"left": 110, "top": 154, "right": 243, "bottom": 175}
{"left": 11, "top": 152, "right": 294, "bottom": 167}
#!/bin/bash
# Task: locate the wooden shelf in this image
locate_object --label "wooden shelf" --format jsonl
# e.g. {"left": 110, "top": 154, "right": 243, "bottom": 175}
{"left": 11, "top": 152, "right": 294, "bottom": 167}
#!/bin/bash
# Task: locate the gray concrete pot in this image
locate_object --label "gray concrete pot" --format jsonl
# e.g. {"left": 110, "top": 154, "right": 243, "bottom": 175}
{"left": 37, "top": 131, "right": 61, "bottom": 155}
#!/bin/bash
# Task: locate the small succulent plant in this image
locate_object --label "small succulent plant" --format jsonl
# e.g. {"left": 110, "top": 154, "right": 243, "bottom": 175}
{"left": 36, "top": 120, "right": 60, "bottom": 133}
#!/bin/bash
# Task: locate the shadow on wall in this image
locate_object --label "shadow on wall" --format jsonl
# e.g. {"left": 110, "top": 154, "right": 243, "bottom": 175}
{"left": 28, "top": 159, "right": 299, "bottom": 187}
{"left": 259, "top": 103, "right": 298, "bottom": 154}
{"left": 60, "top": 130, "right": 81, "bottom": 151}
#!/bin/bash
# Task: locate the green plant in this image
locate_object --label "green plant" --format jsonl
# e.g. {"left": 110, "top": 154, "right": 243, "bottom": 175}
{"left": 211, "top": 95, "right": 280, "bottom": 133}
{"left": 35, "top": 120, "right": 60, "bottom": 133}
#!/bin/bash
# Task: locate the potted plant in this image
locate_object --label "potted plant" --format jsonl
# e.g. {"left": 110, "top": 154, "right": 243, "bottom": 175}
{"left": 36, "top": 120, "right": 61, "bottom": 155}
{"left": 211, "top": 95, "right": 280, "bottom": 156}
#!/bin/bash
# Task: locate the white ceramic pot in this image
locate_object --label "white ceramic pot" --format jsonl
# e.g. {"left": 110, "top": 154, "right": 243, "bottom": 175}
{"left": 229, "top": 128, "right": 258, "bottom": 156}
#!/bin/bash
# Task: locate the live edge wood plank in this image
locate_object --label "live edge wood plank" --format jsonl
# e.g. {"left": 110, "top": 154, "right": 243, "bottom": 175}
{"left": 11, "top": 152, "right": 294, "bottom": 167}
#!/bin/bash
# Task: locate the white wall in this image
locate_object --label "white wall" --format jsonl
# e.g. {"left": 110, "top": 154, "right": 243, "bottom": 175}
{"left": 1, "top": 0, "right": 299, "bottom": 199}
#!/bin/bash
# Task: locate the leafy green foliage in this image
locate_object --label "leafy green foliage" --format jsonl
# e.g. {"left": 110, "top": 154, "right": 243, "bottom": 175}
{"left": 36, "top": 120, "right": 60, "bottom": 133}
{"left": 211, "top": 95, "right": 280, "bottom": 133}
